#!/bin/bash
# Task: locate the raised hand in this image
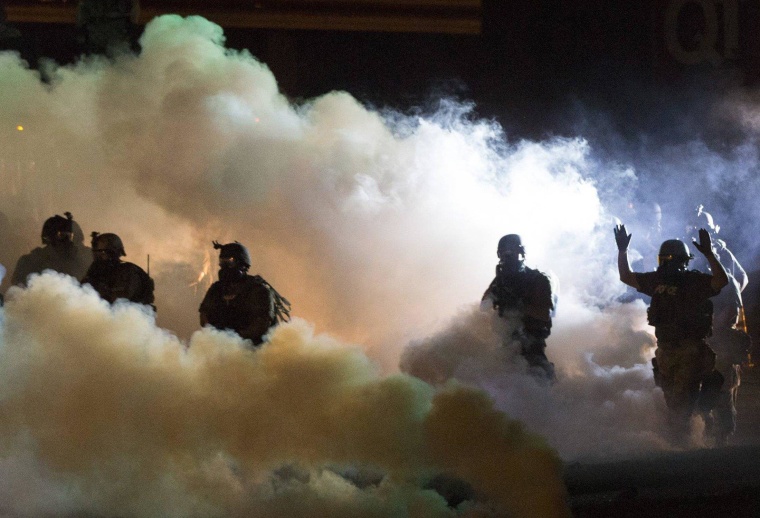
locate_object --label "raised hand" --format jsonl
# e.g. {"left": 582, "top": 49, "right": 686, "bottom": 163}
{"left": 614, "top": 224, "right": 632, "bottom": 252}
{"left": 692, "top": 228, "right": 713, "bottom": 256}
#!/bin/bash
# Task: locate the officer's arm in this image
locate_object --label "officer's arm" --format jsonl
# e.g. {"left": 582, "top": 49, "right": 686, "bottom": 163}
{"left": 11, "top": 256, "right": 31, "bottom": 287}
{"left": 615, "top": 224, "right": 639, "bottom": 289}
{"left": 480, "top": 278, "right": 497, "bottom": 310}
{"left": 198, "top": 286, "right": 214, "bottom": 327}
{"left": 618, "top": 250, "right": 639, "bottom": 290}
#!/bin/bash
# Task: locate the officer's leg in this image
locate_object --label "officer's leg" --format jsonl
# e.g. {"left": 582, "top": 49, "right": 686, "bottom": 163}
{"left": 714, "top": 365, "right": 741, "bottom": 445}
{"left": 697, "top": 370, "right": 724, "bottom": 413}
{"left": 657, "top": 344, "right": 711, "bottom": 443}
{"left": 697, "top": 369, "right": 724, "bottom": 443}
{"left": 521, "top": 338, "right": 555, "bottom": 383}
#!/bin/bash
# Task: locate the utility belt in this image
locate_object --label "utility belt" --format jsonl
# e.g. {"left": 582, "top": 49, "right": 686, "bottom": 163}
{"left": 654, "top": 325, "right": 708, "bottom": 346}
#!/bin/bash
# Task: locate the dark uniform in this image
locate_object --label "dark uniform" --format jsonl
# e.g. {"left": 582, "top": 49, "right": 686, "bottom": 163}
{"left": 81, "top": 232, "right": 154, "bottom": 308}
{"left": 616, "top": 226, "right": 728, "bottom": 443}
{"left": 636, "top": 269, "right": 719, "bottom": 433}
{"left": 82, "top": 260, "right": 154, "bottom": 306}
{"left": 482, "top": 234, "right": 556, "bottom": 381}
{"left": 11, "top": 213, "right": 91, "bottom": 287}
{"left": 199, "top": 241, "right": 289, "bottom": 346}
{"left": 200, "top": 275, "right": 275, "bottom": 344}
{"left": 12, "top": 245, "right": 91, "bottom": 286}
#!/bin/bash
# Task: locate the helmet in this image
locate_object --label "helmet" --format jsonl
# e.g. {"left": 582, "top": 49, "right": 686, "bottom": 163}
{"left": 497, "top": 234, "right": 525, "bottom": 256}
{"left": 213, "top": 241, "right": 251, "bottom": 269}
{"left": 41, "top": 212, "right": 74, "bottom": 244}
{"left": 91, "top": 232, "right": 126, "bottom": 257}
{"left": 658, "top": 239, "right": 692, "bottom": 266}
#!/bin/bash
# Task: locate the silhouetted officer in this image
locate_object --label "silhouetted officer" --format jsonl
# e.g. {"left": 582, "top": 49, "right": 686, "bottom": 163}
{"left": 616, "top": 225, "right": 728, "bottom": 443}
{"left": 482, "top": 234, "right": 557, "bottom": 382}
{"left": 12, "top": 212, "right": 92, "bottom": 286}
{"left": 200, "top": 241, "right": 290, "bottom": 346}
{"left": 81, "top": 232, "right": 154, "bottom": 308}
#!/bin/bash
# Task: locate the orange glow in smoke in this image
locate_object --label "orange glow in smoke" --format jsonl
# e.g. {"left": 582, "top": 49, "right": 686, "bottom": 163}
{"left": 189, "top": 250, "right": 213, "bottom": 293}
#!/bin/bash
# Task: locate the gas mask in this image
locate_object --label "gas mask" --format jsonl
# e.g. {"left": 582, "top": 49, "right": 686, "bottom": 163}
{"left": 87, "top": 257, "right": 118, "bottom": 278}
{"left": 498, "top": 249, "right": 525, "bottom": 275}
{"left": 218, "top": 256, "right": 246, "bottom": 283}
{"left": 657, "top": 258, "right": 687, "bottom": 283}
{"left": 50, "top": 230, "right": 74, "bottom": 249}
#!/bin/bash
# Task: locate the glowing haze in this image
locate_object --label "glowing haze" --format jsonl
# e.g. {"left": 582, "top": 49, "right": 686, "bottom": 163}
{"left": 0, "top": 12, "right": 757, "bottom": 517}
{"left": 0, "top": 273, "right": 568, "bottom": 517}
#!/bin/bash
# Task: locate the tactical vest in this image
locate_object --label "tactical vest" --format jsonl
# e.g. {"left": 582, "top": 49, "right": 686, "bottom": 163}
{"left": 647, "top": 271, "right": 713, "bottom": 342}
{"left": 491, "top": 267, "right": 540, "bottom": 317}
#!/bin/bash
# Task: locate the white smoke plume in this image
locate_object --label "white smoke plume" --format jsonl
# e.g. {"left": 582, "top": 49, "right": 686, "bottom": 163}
{"left": 0, "top": 273, "right": 567, "bottom": 517}
{"left": 0, "top": 14, "right": 624, "bottom": 370}
{"left": 401, "top": 303, "right": 667, "bottom": 461}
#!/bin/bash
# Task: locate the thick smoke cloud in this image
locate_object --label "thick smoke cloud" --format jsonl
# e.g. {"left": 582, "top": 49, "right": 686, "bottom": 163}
{"left": 1, "top": 13, "right": 759, "bottom": 514}
{"left": 0, "top": 14, "right": 632, "bottom": 371}
{"left": 0, "top": 273, "right": 567, "bottom": 517}
{"left": 402, "top": 304, "right": 668, "bottom": 461}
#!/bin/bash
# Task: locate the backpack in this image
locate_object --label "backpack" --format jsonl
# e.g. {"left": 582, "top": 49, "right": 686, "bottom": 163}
{"left": 251, "top": 275, "right": 291, "bottom": 325}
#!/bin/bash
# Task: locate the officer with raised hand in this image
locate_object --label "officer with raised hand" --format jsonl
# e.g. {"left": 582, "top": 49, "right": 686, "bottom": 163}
{"left": 616, "top": 224, "right": 728, "bottom": 444}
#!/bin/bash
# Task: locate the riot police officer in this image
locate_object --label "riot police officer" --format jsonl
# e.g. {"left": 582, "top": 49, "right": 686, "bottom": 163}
{"left": 81, "top": 232, "right": 154, "bottom": 308}
{"left": 199, "top": 241, "right": 290, "bottom": 346}
{"left": 616, "top": 224, "right": 728, "bottom": 443}
{"left": 12, "top": 212, "right": 92, "bottom": 286}
{"left": 482, "top": 234, "right": 557, "bottom": 382}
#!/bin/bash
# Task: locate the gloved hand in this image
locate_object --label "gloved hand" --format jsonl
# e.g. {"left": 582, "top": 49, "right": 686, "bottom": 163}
{"left": 692, "top": 228, "right": 713, "bottom": 256}
{"left": 614, "top": 224, "right": 632, "bottom": 252}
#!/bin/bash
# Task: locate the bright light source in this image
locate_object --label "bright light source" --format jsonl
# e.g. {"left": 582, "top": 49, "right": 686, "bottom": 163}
{"left": 16, "top": 125, "right": 24, "bottom": 131}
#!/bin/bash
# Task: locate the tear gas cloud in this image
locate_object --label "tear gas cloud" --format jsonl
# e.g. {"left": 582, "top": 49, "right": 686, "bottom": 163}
{"left": 0, "top": 13, "right": 759, "bottom": 515}
{"left": 0, "top": 273, "right": 568, "bottom": 517}
{"left": 0, "top": 14, "right": 628, "bottom": 367}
